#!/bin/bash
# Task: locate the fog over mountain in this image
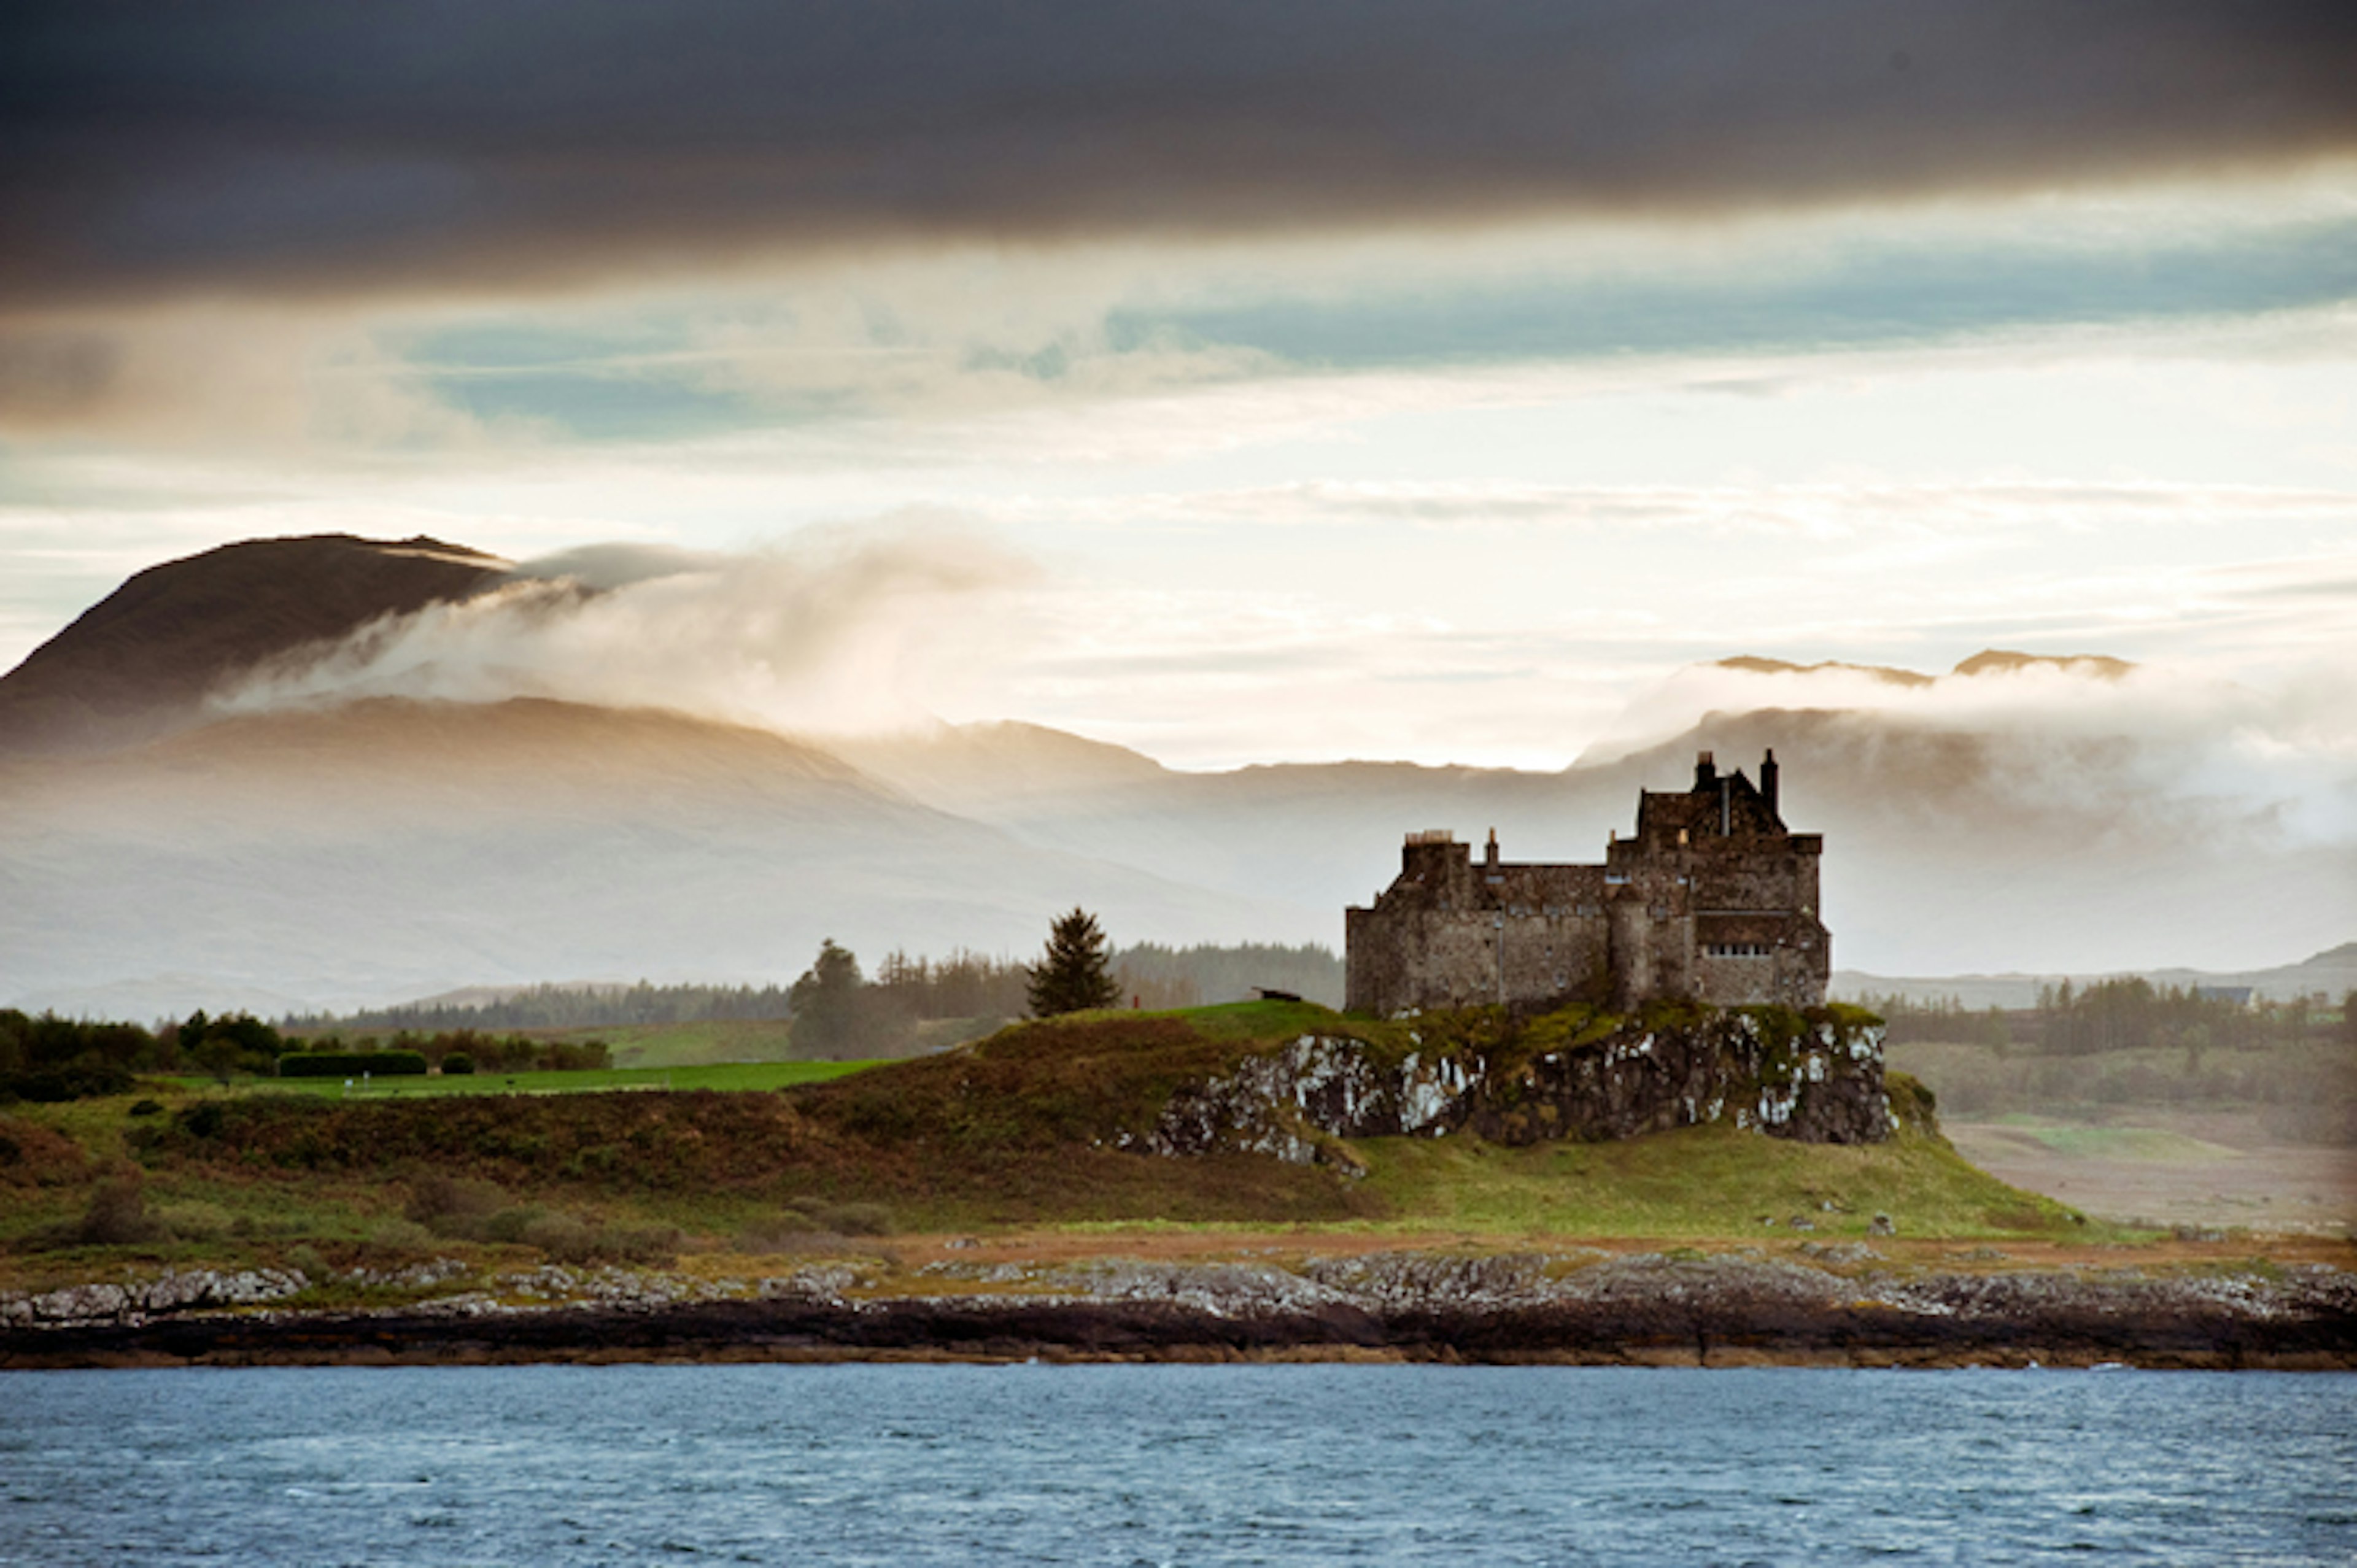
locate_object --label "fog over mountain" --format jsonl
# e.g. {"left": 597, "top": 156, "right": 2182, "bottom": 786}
{"left": 2, "top": 536, "right": 2350, "bottom": 1014}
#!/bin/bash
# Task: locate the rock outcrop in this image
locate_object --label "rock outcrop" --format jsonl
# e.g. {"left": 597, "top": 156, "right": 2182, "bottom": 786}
{"left": 4, "top": 1252, "right": 2350, "bottom": 1370}
{"left": 1136, "top": 1007, "right": 1891, "bottom": 1167}
{"left": 0, "top": 1268, "right": 309, "bottom": 1329}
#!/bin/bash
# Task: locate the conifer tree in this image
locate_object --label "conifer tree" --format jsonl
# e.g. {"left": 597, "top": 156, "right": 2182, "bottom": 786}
{"left": 789, "top": 938, "right": 867, "bottom": 1057}
{"left": 1027, "top": 908, "right": 1123, "bottom": 1017}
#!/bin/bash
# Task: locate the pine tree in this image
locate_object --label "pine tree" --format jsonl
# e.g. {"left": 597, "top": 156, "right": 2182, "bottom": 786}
{"left": 1027, "top": 908, "right": 1123, "bottom": 1017}
{"left": 789, "top": 938, "right": 866, "bottom": 1057}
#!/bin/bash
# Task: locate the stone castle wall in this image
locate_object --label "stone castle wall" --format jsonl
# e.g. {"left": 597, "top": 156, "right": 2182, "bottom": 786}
{"left": 1347, "top": 752, "right": 1829, "bottom": 1016}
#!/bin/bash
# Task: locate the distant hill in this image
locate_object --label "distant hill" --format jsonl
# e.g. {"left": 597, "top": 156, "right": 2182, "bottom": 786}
{"left": 0, "top": 534, "right": 508, "bottom": 757}
{"left": 1838, "top": 943, "right": 2357, "bottom": 1009}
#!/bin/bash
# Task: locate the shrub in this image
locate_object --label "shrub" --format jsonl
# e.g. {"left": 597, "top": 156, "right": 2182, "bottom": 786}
{"left": 815, "top": 1201, "right": 894, "bottom": 1237}
{"left": 128, "top": 1099, "right": 164, "bottom": 1118}
{"left": 481, "top": 1205, "right": 548, "bottom": 1245}
{"left": 440, "top": 1052, "right": 476, "bottom": 1075}
{"left": 521, "top": 1211, "right": 680, "bottom": 1264}
{"left": 405, "top": 1173, "right": 508, "bottom": 1229}
{"left": 369, "top": 1218, "right": 436, "bottom": 1251}
{"left": 739, "top": 1198, "right": 894, "bottom": 1248}
{"left": 72, "top": 1175, "right": 167, "bottom": 1246}
{"left": 4, "top": 1060, "right": 136, "bottom": 1102}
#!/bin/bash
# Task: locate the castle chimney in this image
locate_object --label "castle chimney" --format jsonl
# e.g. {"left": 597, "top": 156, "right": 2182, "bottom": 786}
{"left": 1485, "top": 828, "right": 1500, "bottom": 868}
{"left": 1693, "top": 750, "right": 1717, "bottom": 791}
{"left": 1760, "top": 749, "right": 1780, "bottom": 816}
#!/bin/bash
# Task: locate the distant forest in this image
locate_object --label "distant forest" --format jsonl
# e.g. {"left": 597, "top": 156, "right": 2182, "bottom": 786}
{"left": 291, "top": 941, "right": 1344, "bottom": 1035}
{"left": 1868, "top": 977, "right": 2356, "bottom": 1141}
{"left": 1857, "top": 976, "right": 2351, "bottom": 1056}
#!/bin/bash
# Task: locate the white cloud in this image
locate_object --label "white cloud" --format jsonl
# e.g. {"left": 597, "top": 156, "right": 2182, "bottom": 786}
{"left": 215, "top": 523, "right": 1038, "bottom": 736}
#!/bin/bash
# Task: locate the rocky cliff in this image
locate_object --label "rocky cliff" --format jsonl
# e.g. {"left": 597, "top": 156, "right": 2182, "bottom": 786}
{"left": 1135, "top": 1005, "right": 1894, "bottom": 1168}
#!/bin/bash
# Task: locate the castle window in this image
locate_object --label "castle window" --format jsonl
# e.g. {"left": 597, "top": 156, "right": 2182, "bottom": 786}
{"left": 1705, "top": 942, "right": 1773, "bottom": 959}
{"left": 1604, "top": 873, "right": 1629, "bottom": 886}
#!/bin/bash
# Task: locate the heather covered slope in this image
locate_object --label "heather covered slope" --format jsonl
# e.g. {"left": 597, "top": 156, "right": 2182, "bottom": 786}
{"left": 0, "top": 534, "right": 508, "bottom": 757}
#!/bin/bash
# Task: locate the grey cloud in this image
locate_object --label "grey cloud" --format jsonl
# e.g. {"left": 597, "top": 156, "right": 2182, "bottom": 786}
{"left": 0, "top": 331, "right": 120, "bottom": 422}
{"left": 4, "top": 1, "right": 2353, "bottom": 307}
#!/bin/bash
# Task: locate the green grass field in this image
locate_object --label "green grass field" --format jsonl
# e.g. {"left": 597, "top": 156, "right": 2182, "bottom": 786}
{"left": 1352, "top": 1120, "right": 2078, "bottom": 1239}
{"left": 532, "top": 1014, "right": 1001, "bottom": 1068}
{"left": 554, "top": 1018, "right": 802, "bottom": 1070}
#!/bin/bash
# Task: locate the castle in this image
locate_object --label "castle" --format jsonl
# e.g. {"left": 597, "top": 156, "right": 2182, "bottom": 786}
{"left": 1345, "top": 751, "right": 1829, "bottom": 1016}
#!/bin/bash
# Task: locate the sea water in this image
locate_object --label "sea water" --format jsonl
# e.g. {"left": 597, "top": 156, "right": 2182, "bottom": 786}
{"left": 2, "top": 1364, "right": 2351, "bottom": 1564}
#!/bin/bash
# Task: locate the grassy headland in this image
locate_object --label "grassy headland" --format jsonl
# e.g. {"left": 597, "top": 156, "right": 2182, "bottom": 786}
{"left": 0, "top": 1000, "right": 2120, "bottom": 1296}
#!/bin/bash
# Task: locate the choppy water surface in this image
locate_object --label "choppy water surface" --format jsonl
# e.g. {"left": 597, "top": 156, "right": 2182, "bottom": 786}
{"left": 2, "top": 1364, "right": 2351, "bottom": 1565}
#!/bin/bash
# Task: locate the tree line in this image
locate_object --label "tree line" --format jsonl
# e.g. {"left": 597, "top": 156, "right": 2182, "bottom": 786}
{"left": 0, "top": 1008, "right": 611, "bottom": 1103}
{"left": 9, "top": 921, "right": 1342, "bottom": 1094}
{"left": 1855, "top": 977, "right": 2353, "bottom": 1058}
{"left": 782, "top": 919, "right": 1341, "bottom": 1056}
{"left": 290, "top": 938, "right": 1344, "bottom": 1039}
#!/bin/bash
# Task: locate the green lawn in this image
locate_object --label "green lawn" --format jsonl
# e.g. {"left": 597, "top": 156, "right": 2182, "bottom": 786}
{"left": 172, "top": 1059, "right": 881, "bottom": 1099}
{"left": 557, "top": 1018, "right": 802, "bottom": 1070}
{"left": 1352, "top": 1119, "right": 2092, "bottom": 1240}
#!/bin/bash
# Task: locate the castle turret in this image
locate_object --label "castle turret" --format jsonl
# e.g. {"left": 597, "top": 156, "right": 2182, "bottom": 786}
{"left": 1606, "top": 884, "right": 1652, "bottom": 1012}
{"left": 1760, "top": 749, "right": 1779, "bottom": 817}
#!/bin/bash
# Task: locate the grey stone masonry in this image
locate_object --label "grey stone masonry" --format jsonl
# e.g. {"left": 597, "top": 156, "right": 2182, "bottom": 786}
{"left": 1346, "top": 751, "right": 1829, "bottom": 1015}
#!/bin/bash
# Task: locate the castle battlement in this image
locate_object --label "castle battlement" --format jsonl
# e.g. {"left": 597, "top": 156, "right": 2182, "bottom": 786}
{"left": 1345, "top": 750, "right": 1829, "bottom": 1015}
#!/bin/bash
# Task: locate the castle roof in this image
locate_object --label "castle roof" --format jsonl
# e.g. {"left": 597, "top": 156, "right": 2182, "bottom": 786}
{"left": 1633, "top": 751, "right": 1787, "bottom": 843}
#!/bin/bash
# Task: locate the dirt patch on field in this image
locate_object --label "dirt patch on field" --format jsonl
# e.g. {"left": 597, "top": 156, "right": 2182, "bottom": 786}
{"left": 1946, "top": 1114, "right": 2356, "bottom": 1235}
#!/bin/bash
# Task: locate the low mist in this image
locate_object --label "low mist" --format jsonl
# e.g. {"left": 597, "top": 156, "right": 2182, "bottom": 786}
{"left": 1590, "top": 653, "right": 2357, "bottom": 852}
{"left": 214, "top": 525, "right": 1036, "bottom": 736}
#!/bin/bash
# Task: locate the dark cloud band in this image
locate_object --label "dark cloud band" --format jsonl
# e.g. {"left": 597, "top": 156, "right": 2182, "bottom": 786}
{"left": 4, "top": 1, "right": 2355, "bottom": 306}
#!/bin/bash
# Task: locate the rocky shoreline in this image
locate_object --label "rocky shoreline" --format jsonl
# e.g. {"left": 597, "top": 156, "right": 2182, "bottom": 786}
{"left": 5, "top": 1251, "right": 2351, "bottom": 1370}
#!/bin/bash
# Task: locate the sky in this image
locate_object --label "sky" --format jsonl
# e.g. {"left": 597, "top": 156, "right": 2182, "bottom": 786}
{"left": 4, "top": 1, "right": 2356, "bottom": 770}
